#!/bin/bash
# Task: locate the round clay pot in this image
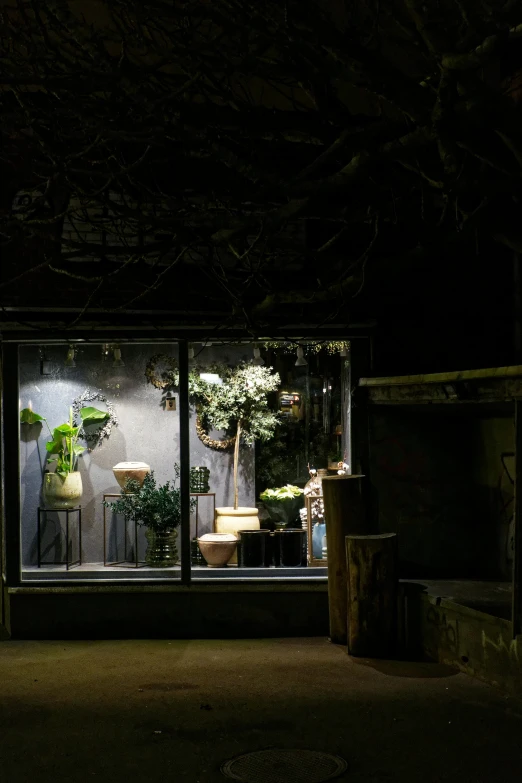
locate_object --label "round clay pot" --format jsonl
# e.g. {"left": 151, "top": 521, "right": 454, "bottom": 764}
{"left": 113, "top": 461, "right": 150, "bottom": 491}
{"left": 215, "top": 507, "right": 260, "bottom": 564}
{"left": 42, "top": 472, "right": 83, "bottom": 509}
{"left": 197, "top": 533, "right": 238, "bottom": 567}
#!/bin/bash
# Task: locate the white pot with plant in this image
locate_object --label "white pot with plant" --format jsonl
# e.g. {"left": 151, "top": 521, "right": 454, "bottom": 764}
{"left": 20, "top": 405, "right": 110, "bottom": 508}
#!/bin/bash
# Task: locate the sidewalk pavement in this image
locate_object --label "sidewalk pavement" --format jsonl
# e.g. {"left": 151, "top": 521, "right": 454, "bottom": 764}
{"left": 0, "top": 637, "right": 521, "bottom": 782}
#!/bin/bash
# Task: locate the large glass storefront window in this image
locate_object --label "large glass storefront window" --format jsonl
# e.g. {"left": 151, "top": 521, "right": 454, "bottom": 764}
{"left": 18, "top": 339, "right": 351, "bottom": 582}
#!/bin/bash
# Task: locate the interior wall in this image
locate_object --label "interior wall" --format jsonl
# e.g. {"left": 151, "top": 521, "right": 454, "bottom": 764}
{"left": 369, "top": 407, "right": 514, "bottom": 579}
{"left": 19, "top": 344, "right": 255, "bottom": 566}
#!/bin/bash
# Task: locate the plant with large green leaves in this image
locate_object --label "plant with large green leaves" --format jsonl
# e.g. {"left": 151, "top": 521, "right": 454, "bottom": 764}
{"left": 165, "top": 362, "right": 281, "bottom": 509}
{"left": 20, "top": 405, "right": 109, "bottom": 478}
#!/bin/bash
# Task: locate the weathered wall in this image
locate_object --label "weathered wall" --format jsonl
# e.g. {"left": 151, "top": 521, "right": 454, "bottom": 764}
{"left": 407, "top": 589, "right": 522, "bottom": 699}
{"left": 5, "top": 585, "right": 329, "bottom": 639}
{"left": 469, "top": 416, "right": 515, "bottom": 579}
{"left": 369, "top": 407, "right": 514, "bottom": 578}
{"left": 19, "top": 344, "right": 255, "bottom": 565}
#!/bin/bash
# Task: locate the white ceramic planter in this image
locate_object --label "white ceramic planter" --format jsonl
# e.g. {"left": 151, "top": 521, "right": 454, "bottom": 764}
{"left": 215, "top": 507, "right": 260, "bottom": 564}
{"left": 43, "top": 472, "right": 83, "bottom": 509}
{"left": 197, "top": 533, "right": 238, "bottom": 567}
{"left": 112, "top": 462, "right": 150, "bottom": 491}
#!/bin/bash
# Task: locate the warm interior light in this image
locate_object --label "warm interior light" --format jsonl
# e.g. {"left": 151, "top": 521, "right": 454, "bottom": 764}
{"left": 64, "top": 346, "right": 76, "bottom": 368}
{"left": 199, "top": 372, "right": 223, "bottom": 385}
{"left": 295, "top": 346, "right": 308, "bottom": 367}
{"left": 112, "top": 346, "right": 125, "bottom": 368}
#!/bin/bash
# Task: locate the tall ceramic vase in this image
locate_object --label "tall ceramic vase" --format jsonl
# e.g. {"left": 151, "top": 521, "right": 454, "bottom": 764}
{"left": 43, "top": 472, "right": 83, "bottom": 509}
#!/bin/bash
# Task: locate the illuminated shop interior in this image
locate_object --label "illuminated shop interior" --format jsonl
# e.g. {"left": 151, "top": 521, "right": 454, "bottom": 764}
{"left": 18, "top": 339, "right": 352, "bottom": 582}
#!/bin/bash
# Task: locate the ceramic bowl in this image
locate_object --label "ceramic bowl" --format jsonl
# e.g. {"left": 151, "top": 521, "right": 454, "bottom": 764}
{"left": 197, "top": 533, "right": 238, "bottom": 567}
{"left": 112, "top": 461, "right": 150, "bottom": 491}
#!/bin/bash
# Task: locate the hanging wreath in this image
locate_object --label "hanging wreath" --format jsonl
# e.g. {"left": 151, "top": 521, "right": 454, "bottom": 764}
{"left": 195, "top": 412, "right": 235, "bottom": 451}
{"left": 145, "top": 354, "right": 178, "bottom": 390}
{"left": 146, "top": 355, "right": 234, "bottom": 450}
{"left": 72, "top": 389, "right": 118, "bottom": 447}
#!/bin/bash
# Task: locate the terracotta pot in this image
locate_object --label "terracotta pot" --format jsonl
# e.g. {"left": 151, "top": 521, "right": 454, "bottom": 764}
{"left": 197, "top": 533, "right": 238, "bottom": 567}
{"left": 113, "top": 461, "right": 150, "bottom": 491}
{"left": 43, "top": 472, "right": 83, "bottom": 509}
{"left": 215, "top": 507, "right": 260, "bottom": 564}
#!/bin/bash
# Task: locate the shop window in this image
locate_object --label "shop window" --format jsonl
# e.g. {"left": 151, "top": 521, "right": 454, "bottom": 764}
{"left": 18, "top": 339, "right": 351, "bottom": 582}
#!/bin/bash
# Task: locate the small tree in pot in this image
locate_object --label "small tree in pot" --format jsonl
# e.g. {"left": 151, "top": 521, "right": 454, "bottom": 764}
{"left": 164, "top": 361, "right": 280, "bottom": 553}
{"left": 165, "top": 362, "right": 280, "bottom": 508}
{"left": 189, "top": 363, "right": 280, "bottom": 508}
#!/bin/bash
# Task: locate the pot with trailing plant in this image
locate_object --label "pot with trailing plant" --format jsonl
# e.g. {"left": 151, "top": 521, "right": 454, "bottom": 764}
{"left": 20, "top": 405, "right": 110, "bottom": 508}
{"left": 260, "top": 484, "right": 304, "bottom": 530}
{"left": 104, "top": 467, "right": 193, "bottom": 567}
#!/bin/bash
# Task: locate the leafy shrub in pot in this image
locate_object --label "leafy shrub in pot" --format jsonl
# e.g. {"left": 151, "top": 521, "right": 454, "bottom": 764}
{"left": 259, "top": 484, "right": 304, "bottom": 529}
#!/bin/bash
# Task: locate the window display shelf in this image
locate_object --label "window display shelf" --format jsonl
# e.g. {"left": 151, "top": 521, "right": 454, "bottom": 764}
{"left": 191, "top": 566, "right": 327, "bottom": 581}
{"left": 21, "top": 564, "right": 327, "bottom": 581}
{"left": 22, "top": 564, "right": 182, "bottom": 581}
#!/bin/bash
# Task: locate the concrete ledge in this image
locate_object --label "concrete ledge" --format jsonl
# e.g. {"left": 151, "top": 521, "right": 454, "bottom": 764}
{"left": 408, "top": 589, "right": 521, "bottom": 698}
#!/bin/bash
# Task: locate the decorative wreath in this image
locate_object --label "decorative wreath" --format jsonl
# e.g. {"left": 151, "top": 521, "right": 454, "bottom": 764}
{"left": 195, "top": 412, "right": 235, "bottom": 451}
{"left": 145, "top": 354, "right": 235, "bottom": 451}
{"left": 145, "top": 354, "right": 178, "bottom": 390}
{"left": 72, "top": 389, "right": 118, "bottom": 447}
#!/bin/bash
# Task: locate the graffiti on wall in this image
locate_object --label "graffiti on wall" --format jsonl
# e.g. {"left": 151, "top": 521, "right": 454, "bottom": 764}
{"left": 481, "top": 630, "right": 519, "bottom": 662}
{"left": 426, "top": 606, "right": 459, "bottom": 655}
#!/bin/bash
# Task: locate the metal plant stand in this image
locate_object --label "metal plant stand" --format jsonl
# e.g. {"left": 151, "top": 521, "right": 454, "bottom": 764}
{"left": 191, "top": 492, "right": 216, "bottom": 538}
{"left": 37, "top": 506, "right": 82, "bottom": 570}
{"left": 191, "top": 492, "right": 216, "bottom": 566}
{"left": 103, "top": 493, "right": 145, "bottom": 567}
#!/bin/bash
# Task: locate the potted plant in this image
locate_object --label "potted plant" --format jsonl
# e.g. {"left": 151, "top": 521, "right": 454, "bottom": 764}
{"left": 259, "top": 484, "right": 304, "bottom": 530}
{"left": 20, "top": 405, "right": 109, "bottom": 508}
{"left": 104, "top": 467, "right": 193, "bottom": 567}
{"left": 194, "top": 363, "right": 280, "bottom": 545}
{"left": 164, "top": 362, "right": 280, "bottom": 552}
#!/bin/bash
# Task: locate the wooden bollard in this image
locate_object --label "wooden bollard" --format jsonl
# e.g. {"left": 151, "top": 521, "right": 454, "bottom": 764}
{"left": 322, "top": 475, "right": 366, "bottom": 645}
{"left": 345, "top": 533, "right": 398, "bottom": 658}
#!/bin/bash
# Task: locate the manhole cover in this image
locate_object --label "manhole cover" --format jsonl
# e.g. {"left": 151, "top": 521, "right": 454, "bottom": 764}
{"left": 221, "top": 748, "right": 348, "bottom": 783}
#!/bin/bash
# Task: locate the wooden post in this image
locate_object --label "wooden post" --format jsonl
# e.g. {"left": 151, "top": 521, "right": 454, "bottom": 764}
{"left": 345, "top": 533, "right": 398, "bottom": 658}
{"left": 322, "top": 474, "right": 366, "bottom": 645}
{"left": 512, "top": 401, "right": 522, "bottom": 637}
